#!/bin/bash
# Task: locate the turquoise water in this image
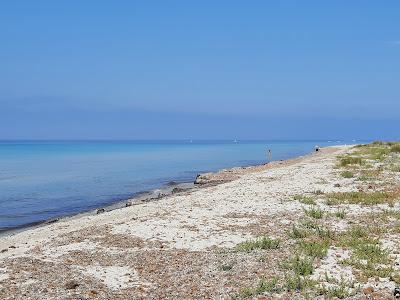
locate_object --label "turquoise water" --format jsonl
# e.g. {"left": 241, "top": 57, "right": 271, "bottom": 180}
{"left": 0, "top": 140, "right": 355, "bottom": 231}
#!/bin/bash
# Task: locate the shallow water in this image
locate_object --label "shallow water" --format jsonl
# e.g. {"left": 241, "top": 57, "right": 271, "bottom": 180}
{"left": 0, "top": 140, "right": 358, "bottom": 231}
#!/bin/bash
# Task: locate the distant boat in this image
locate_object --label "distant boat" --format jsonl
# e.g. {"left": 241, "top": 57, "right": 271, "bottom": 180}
{"left": 189, "top": 140, "right": 193, "bottom": 143}
{"left": 233, "top": 139, "right": 238, "bottom": 143}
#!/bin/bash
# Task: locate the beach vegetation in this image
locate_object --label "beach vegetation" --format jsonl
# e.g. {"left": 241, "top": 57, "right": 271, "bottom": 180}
{"left": 300, "top": 219, "right": 320, "bottom": 230}
{"left": 255, "top": 277, "right": 281, "bottom": 294}
{"left": 334, "top": 209, "right": 346, "bottom": 219}
{"left": 356, "top": 175, "right": 376, "bottom": 181}
{"left": 389, "top": 164, "right": 400, "bottom": 172}
{"left": 318, "top": 276, "right": 357, "bottom": 299}
{"left": 339, "top": 156, "right": 364, "bottom": 167}
{"left": 235, "top": 287, "right": 254, "bottom": 299}
{"left": 304, "top": 206, "right": 324, "bottom": 219}
{"left": 292, "top": 220, "right": 334, "bottom": 240}
{"left": 294, "top": 194, "right": 316, "bottom": 205}
{"left": 220, "top": 264, "right": 233, "bottom": 271}
{"left": 283, "top": 274, "right": 316, "bottom": 292}
{"left": 298, "top": 239, "right": 329, "bottom": 259}
{"left": 326, "top": 191, "right": 394, "bottom": 206}
{"left": 235, "top": 236, "right": 280, "bottom": 252}
{"left": 233, "top": 277, "right": 282, "bottom": 299}
{"left": 315, "top": 226, "right": 334, "bottom": 239}
{"left": 282, "top": 255, "right": 314, "bottom": 276}
{"left": 332, "top": 225, "right": 393, "bottom": 279}
{"left": 390, "top": 144, "right": 400, "bottom": 153}
{"left": 341, "top": 171, "right": 354, "bottom": 178}
{"left": 288, "top": 225, "right": 308, "bottom": 239}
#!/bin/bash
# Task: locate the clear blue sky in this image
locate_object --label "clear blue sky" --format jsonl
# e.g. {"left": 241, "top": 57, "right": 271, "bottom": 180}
{"left": 1, "top": 1, "right": 399, "bottom": 140}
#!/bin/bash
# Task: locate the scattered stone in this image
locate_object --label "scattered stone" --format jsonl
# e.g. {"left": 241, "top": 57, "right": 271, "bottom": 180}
{"left": 45, "top": 218, "right": 59, "bottom": 224}
{"left": 394, "top": 287, "right": 400, "bottom": 299}
{"left": 334, "top": 183, "right": 341, "bottom": 187}
{"left": 65, "top": 280, "right": 79, "bottom": 290}
{"left": 96, "top": 208, "right": 105, "bottom": 214}
{"left": 0, "top": 249, "right": 7, "bottom": 253}
{"left": 172, "top": 187, "right": 185, "bottom": 194}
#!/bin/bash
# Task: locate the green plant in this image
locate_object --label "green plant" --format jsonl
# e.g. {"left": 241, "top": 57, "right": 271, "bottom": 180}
{"left": 299, "top": 239, "right": 329, "bottom": 259}
{"left": 335, "top": 209, "right": 346, "bottom": 219}
{"left": 390, "top": 165, "right": 400, "bottom": 172}
{"left": 255, "top": 277, "right": 281, "bottom": 294}
{"left": 320, "top": 276, "right": 355, "bottom": 299}
{"left": 235, "top": 236, "right": 280, "bottom": 252}
{"left": 288, "top": 225, "right": 308, "bottom": 239}
{"left": 283, "top": 274, "right": 316, "bottom": 292}
{"left": 339, "top": 156, "right": 363, "bottom": 167}
{"left": 220, "top": 264, "right": 233, "bottom": 271}
{"left": 326, "top": 191, "right": 393, "bottom": 206}
{"left": 304, "top": 206, "right": 324, "bottom": 219}
{"left": 334, "top": 225, "right": 393, "bottom": 279}
{"left": 341, "top": 171, "right": 354, "bottom": 178}
{"left": 352, "top": 243, "right": 389, "bottom": 264}
{"left": 283, "top": 255, "right": 314, "bottom": 276}
{"left": 390, "top": 144, "right": 400, "bottom": 153}
{"left": 294, "top": 195, "right": 316, "bottom": 205}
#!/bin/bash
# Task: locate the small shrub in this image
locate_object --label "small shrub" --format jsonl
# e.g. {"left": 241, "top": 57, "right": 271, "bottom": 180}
{"left": 220, "top": 264, "right": 233, "bottom": 271}
{"left": 304, "top": 206, "right": 324, "bottom": 219}
{"left": 390, "top": 165, "right": 400, "bottom": 172}
{"left": 294, "top": 195, "right": 316, "bottom": 205}
{"left": 390, "top": 144, "right": 400, "bottom": 153}
{"left": 284, "top": 274, "right": 316, "bottom": 292}
{"left": 300, "top": 220, "right": 320, "bottom": 230}
{"left": 256, "top": 277, "right": 281, "bottom": 294}
{"left": 326, "top": 191, "right": 392, "bottom": 206}
{"left": 237, "top": 287, "right": 254, "bottom": 299}
{"left": 339, "top": 156, "right": 363, "bottom": 167}
{"left": 315, "top": 226, "right": 334, "bottom": 239}
{"left": 299, "top": 239, "right": 329, "bottom": 259}
{"left": 341, "top": 171, "right": 354, "bottom": 178}
{"left": 321, "top": 276, "right": 354, "bottom": 299}
{"left": 236, "top": 236, "right": 280, "bottom": 252}
{"left": 353, "top": 243, "right": 389, "bottom": 264}
{"left": 335, "top": 209, "right": 346, "bottom": 219}
{"left": 288, "top": 225, "right": 308, "bottom": 239}
{"left": 283, "top": 255, "right": 314, "bottom": 276}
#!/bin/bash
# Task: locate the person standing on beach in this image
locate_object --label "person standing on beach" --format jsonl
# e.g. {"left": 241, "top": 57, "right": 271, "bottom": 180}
{"left": 267, "top": 149, "right": 272, "bottom": 163}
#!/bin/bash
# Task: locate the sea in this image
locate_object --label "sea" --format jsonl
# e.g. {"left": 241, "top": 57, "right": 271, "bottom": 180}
{"left": 0, "top": 140, "right": 360, "bottom": 232}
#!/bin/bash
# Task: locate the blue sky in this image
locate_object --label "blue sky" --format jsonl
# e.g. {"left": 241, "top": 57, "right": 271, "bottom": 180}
{"left": 1, "top": 1, "right": 399, "bottom": 140}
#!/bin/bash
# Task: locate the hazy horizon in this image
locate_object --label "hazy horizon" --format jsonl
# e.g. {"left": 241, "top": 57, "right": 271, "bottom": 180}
{"left": 1, "top": 1, "right": 399, "bottom": 140}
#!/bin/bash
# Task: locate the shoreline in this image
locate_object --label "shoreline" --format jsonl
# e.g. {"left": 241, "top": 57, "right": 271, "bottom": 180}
{"left": 6, "top": 143, "right": 398, "bottom": 299}
{"left": 0, "top": 146, "right": 339, "bottom": 237}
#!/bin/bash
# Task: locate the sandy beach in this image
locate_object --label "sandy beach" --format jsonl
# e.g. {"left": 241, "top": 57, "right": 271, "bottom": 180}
{"left": 1, "top": 144, "right": 399, "bottom": 299}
